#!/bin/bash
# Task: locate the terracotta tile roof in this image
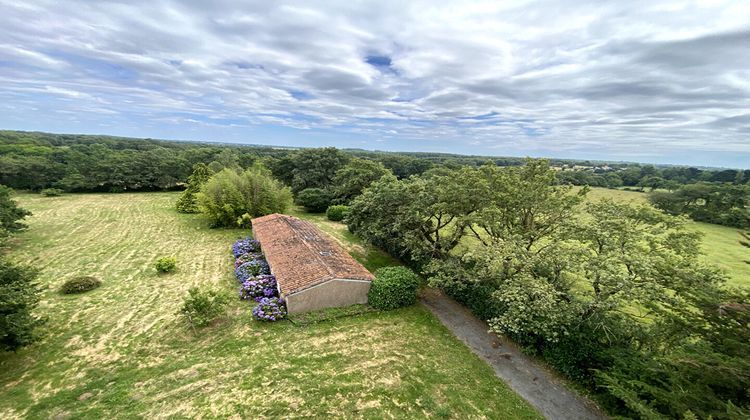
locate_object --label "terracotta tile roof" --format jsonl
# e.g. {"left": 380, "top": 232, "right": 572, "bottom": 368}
{"left": 251, "top": 214, "right": 374, "bottom": 295}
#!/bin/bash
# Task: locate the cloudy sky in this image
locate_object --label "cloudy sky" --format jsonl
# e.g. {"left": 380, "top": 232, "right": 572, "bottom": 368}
{"left": 1, "top": 1, "right": 749, "bottom": 167}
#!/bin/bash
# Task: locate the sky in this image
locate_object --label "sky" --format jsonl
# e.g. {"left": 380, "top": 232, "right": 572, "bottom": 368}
{"left": 1, "top": 1, "right": 749, "bottom": 168}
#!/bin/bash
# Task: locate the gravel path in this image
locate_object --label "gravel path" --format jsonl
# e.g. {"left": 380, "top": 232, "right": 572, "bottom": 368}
{"left": 420, "top": 288, "right": 607, "bottom": 420}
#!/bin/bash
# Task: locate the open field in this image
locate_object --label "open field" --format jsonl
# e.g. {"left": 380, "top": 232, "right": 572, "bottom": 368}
{"left": 580, "top": 187, "right": 749, "bottom": 287}
{"left": 0, "top": 192, "right": 539, "bottom": 419}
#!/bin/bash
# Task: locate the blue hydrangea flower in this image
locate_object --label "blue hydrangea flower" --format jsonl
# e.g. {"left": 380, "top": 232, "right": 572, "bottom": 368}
{"left": 232, "top": 237, "right": 261, "bottom": 258}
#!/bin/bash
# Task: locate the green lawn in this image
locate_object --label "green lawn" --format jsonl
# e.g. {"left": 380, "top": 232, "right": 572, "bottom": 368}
{"left": 0, "top": 192, "right": 539, "bottom": 419}
{"left": 579, "top": 187, "right": 749, "bottom": 287}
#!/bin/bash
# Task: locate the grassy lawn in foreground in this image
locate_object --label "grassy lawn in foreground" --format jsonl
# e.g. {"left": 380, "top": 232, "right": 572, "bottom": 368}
{"left": 578, "top": 187, "right": 749, "bottom": 287}
{"left": 0, "top": 192, "right": 539, "bottom": 419}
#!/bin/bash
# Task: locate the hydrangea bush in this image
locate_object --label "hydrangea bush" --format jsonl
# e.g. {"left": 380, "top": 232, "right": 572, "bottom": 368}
{"left": 239, "top": 275, "right": 278, "bottom": 300}
{"left": 235, "top": 259, "right": 270, "bottom": 282}
{"left": 234, "top": 252, "right": 264, "bottom": 269}
{"left": 232, "top": 237, "right": 260, "bottom": 258}
{"left": 252, "top": 297, "right": 287, "bottom": 321}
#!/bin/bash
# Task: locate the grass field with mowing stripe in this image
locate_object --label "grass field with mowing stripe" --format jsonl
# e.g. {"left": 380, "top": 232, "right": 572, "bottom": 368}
{"left": 0, "top": 192, "right": 540, "bottom": 419}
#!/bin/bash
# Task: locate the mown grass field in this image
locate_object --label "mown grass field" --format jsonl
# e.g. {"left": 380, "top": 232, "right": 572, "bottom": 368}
{"left": 0, "top": 192, "right": 540, "bottom": 419}
{"left": 580, "top": 187, "right": 749, "bottom": 287}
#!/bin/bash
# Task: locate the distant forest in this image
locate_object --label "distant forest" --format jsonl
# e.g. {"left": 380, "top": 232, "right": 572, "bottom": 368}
{"left": 2, "top": 130, "right": 749, "bottom": 194}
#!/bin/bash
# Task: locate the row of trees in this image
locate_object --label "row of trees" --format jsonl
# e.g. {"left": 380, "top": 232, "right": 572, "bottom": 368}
{"left": 650, "top": 183, "right": 750, "bottom": 228}
{"left": 4, "top": 130, "right": 748, "bottom": 196}
{"left": 0, "top": 185, "right": 42, "bottom": 352}
{"left": 346, "top": 160, "right": 749, "bottom": 418}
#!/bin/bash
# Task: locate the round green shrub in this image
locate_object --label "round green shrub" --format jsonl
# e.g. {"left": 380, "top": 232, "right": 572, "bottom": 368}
{"left": 326, "top": 205, "right": 350, "bottom": 221}
{"left": 295, "top": 188, "right": 333, "bottom": 213}
{"left": 368, "top": 266, "right": 421, "bottom": 310}
{"left": 60, "top": 276, "right": 101, "bottom": 294}
{"left": 40, "top": 188, "right": 63, "bottom": 197}
{"left": 155, "top": 257, "right": 177, "bottom": 273}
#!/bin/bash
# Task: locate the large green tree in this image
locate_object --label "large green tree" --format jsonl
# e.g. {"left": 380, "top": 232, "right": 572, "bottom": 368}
{"left": 197, "top": 165, "right": 292, "bottom": 227}
{"left": 176, "top": 163, "right": 212, "bottom": 213}
{"left": 332, "top": 158, "right": 390, "bottom": 204}
{"left": 0, "top": 184, "right": 32, "bottom": 241}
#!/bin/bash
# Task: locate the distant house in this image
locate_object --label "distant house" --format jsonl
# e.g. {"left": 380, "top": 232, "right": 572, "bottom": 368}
{"left": 251, "top": 214, "right": 374, "bottom": 314}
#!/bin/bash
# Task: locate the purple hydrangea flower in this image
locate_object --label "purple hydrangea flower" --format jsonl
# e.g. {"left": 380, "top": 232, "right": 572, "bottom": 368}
{"left": 235, "top": 259, "right": 270, "bottom": 282}
{"left": 239, "top": 275, "right": 278, "bottom": 300}
{"left": 252, "top": 297, "right": 287, "bottom": 322}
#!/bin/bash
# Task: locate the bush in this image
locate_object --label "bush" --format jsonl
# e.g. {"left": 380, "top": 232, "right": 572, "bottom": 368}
{"left": 198, "top": 165, "right": 292, "bottom": 228}
{"left": 180, "top": 287, "right": 229, "bottom": 329}
{"left": 368, "top": 266, "right": 420, "bottom": 310}
{"left": 235, "top": 252, "right": 264, "bottom": 269}
{"left": 239, "top": 275, "right": 278, "bottom": 301}
{"left": 154, "top": 257, "right": 177, "bottom": 273}
{"left": 40, "top": 188, "right": 63, "bottom": 197}
{"left": 232, "top": 237, "right": 260, "bottom": 258}
{"left": 235, "top": 259, "right": 270, "bottom": 282}
{"left": 60, "top": 276, "right": 101, "bottom": 294}
{"left": 295, "top": 188, "right": 333, "bottom": 213}
{"left": 0, "top": 259, "right": 42, "bottom": 351}
{"left": 326, "top": 205, "right": 349, "bottom": 221}
{"left": 252, "top": 297, "right": 287, "bottom": 321}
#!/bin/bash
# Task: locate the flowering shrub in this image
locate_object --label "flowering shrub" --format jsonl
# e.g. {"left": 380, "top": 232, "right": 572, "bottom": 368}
{"left": 235, "top": 259, "right": 270, "bottom": 282}
{"left": 252, "top": 297, "right": 287, "bottom": 321}
{"left": 239, "top": 275, "right": 278, "bottom": 300}
{"left": 234, "top": 252, "right": 264, "bottom": 269}
{"left": 232, "top": 237, "right": 261, "bottom": 258}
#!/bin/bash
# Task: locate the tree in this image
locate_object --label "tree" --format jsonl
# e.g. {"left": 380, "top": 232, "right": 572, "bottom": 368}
{"left": 197, "top": 165, "right": 292, "bottom": 227}
{"left": 0, "top": 185, "right": 32, "bottom": 241}
{"left": 288, "top": 148, "right": 350, "bottom": 193}
{"left": 295, "top": 188, "right": 333, "bottom": 213}
{"left": 649, "top": 183, "right": 750, "bottom": 228}
{"left": 348, "top": 166, "right": 487, "bottom": 266}
{"left": 332, "top": 158, "right": 390, "bottom": 203}
{"left": 471, "top": 159, "right": 587, "bottom": 250}
{"left": 0, "top": 259, "right": 42, "bottom": 352}
{"left": 427, "top": 198, "right": 749, "bottom": 418}
{"left": 176, "top": 163, "right": 212, "bottom": 213}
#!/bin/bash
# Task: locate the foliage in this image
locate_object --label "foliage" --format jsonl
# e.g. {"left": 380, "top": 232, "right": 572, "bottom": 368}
{"left": 180, "top": 287, "right": 230, "bottom": 329}
{"left": 295, "top": 188, "right": 333, "bottom": 213}
{"left": 331, "top": 158, "right": 390, "bottom": 203}
{"left": 239, "top": 275, "right": 278, "bottom": 301}
{"left": 368, "top": 266, "right": 421, "bottom": 310}
{"left": 232, "top": 237, "right": 261, "bottom": 258}
{"left": 176, "top": 163, "right": 212, "bottom": 213}
{"left": 235, "top": 252, "right": 264, "bottom": 269}
{"left": 348, "top": 167, "right": 487, "bottom": 268}
{"left": 235, "top": 259, "right": 270, "bottom": 282}
{"left": 0, "top": 258, "right": 42, "bottom": 352}
{"left": 197, "top": 165, "right": 292, "bottom": 227}
{"left": 283, "top": 147, "right": 350, "bottom": 194}
{"left": 154, "top": 257, "right": 177, "bottom": 273}
{"left": 426, "top": 193, "right": 750, "bottom": 417}
{"left": 0, "top": 185, "right": 32, "bottom": 239}
{"left": 326, "top": 205, "right": 349, "bottom": 221}
{"left": 60, "top": 276, "right": 102, "bottom": 294}
{"left": 40, "top": 188, "right": 63, "bottom": 197}
{"left": 252, "top": 297, "right": 287, "bottom": 321}
{"left": 650, "top": 182, "right": 750, "bottom": 228}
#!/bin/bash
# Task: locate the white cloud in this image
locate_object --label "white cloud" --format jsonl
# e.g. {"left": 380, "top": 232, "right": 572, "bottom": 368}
{"left": 0, "top": 0, "right": 748, "bottom": 165}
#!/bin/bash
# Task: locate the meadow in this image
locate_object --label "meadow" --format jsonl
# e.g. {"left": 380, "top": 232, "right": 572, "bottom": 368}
{"left": 0, "top": 192, "right": 539, "bottom": 419}
{"left": 581, "top": 187, "right": 749, "bottom": 287}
